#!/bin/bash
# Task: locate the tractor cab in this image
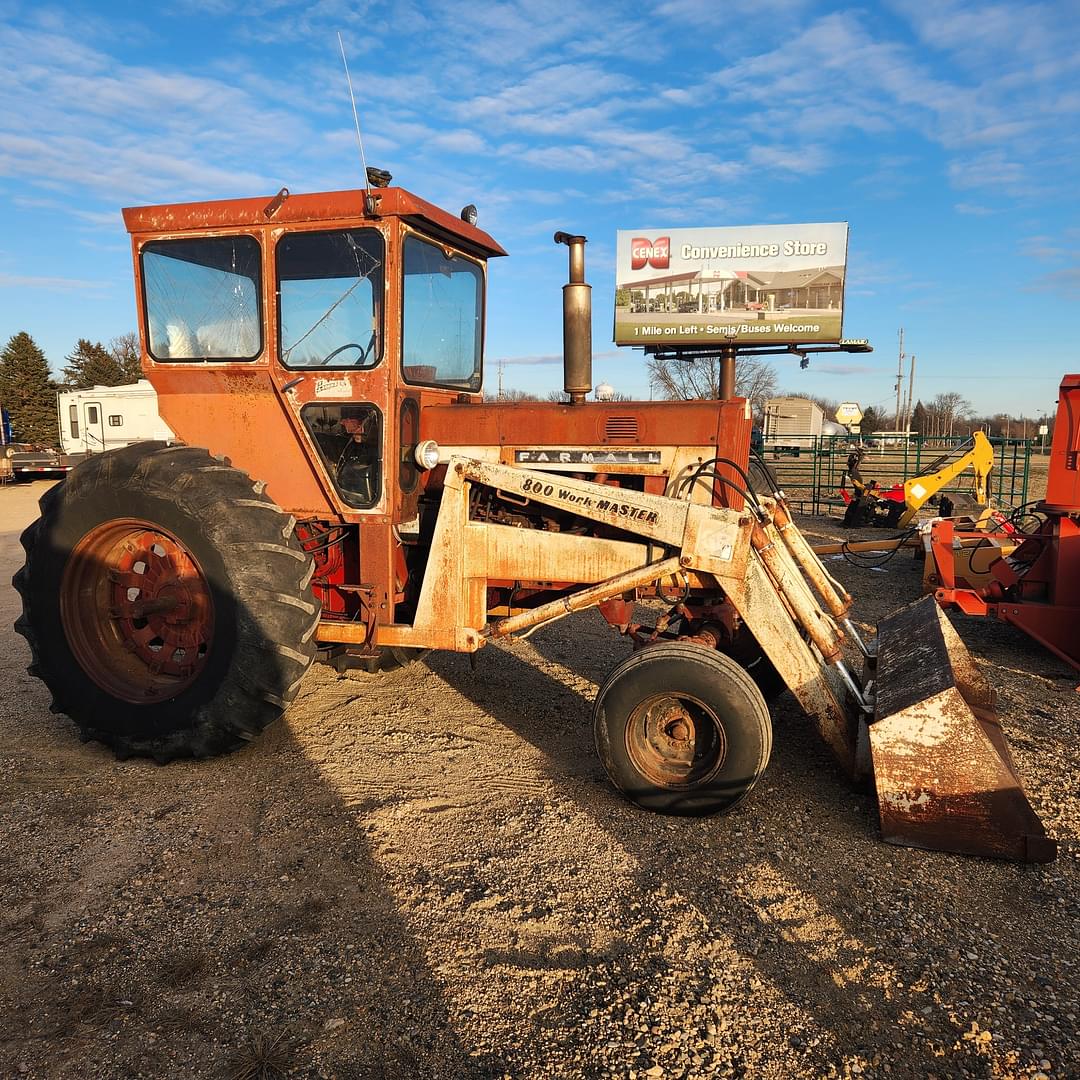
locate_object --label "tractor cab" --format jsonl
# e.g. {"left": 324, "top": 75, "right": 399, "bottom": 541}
{"left": 122, "top": 186, "right": 505, "bottom": 522}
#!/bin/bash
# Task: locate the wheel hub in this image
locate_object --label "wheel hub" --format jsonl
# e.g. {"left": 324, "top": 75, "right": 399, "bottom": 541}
{"left": 626, "top": 693, "right": 727, "bottom": 789}
{"left": 61, "top": 520, "right": 214, "bottom": 704}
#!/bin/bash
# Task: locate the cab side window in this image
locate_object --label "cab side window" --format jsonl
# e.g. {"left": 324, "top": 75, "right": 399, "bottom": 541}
{"left": 301, "top": 403, "right": 383, "bottom": 509}
{"left": 142, "top": 236, "right": 262, "bottom": 362}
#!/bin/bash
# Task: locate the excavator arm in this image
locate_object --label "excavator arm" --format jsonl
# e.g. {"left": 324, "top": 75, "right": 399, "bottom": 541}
{"left": 898, "top": 430, "right": 994, "bottom": 525}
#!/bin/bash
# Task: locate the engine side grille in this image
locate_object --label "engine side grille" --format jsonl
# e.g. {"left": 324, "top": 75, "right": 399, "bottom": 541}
{"left": 605, "top": 416, "right": 639, "bottom": 442}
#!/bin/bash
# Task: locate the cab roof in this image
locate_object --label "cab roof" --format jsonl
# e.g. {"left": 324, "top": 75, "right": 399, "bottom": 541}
{"left": 121, "top": 186, "right": 507, "bottom": 259}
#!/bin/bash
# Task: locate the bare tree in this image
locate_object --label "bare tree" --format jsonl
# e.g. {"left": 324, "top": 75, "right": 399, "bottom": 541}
{"left": 498, "top": 388, "right": 542, "bottom": 401}
{"left": 546, "top": 389, "right": 635, "bottom": 403}
{"left": 108, "top": 331, "right": 142, "bottom": 384}
{"left": 646, "top": 354, "right": 778, "bottom": 419}
{"left": 928, "top": 391, "right": 972, "bottom": 438}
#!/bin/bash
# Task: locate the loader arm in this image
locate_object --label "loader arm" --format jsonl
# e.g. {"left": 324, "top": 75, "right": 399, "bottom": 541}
{"left": 379, "top": 457, "right": 1054, "bottom": 861}
{"left": 392, "top": 457, "right": 860, "bottom": 766}
{"left": 898, "top": 430, "right": 995, "bottom": 525}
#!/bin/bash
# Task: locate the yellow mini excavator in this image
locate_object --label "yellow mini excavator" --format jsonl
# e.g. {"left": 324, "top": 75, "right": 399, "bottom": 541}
{"left": 842, "top": 431, "right": 995, "bottom": 529}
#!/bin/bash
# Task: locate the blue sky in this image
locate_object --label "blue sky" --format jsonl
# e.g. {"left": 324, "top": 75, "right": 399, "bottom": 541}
{"left": 0, "top": 0, "right": 1077, "bottom": 420}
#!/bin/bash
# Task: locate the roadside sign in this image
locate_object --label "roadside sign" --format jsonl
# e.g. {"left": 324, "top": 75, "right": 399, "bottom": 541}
{"left": 614, "top": 222, "right": 849, "bottom": 347}
{"left": 835, "top": 401, "right": 863, "bottom": 424}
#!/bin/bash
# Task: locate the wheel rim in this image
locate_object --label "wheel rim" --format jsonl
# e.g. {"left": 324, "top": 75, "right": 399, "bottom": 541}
{"left": 60, "top": 519, "right": 214, "bottom": 704}
{"left": 624, "top": 692, "right": 727, "bottom": 789}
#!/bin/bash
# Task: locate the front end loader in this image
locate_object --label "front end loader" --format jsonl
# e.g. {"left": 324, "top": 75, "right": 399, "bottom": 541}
{"left": 11, "top": 182, "right": 1055, "bottom": 861}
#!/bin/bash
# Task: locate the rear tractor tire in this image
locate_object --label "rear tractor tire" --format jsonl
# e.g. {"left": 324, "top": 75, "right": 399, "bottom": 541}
{"left": 13, "top": 442, "right": 320, "bottom": 762}
{"left": 593, "top": 643, "right": 772, "bottom": 816}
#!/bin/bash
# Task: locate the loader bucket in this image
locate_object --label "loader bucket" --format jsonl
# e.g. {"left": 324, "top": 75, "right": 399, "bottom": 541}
{"left": 870, "top": 596, "right": 1056, "bottom": 862}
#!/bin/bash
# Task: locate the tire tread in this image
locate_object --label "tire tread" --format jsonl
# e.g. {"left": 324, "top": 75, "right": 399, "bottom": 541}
{"left": 13, "top": 443, "right": 320, "bottom": 762}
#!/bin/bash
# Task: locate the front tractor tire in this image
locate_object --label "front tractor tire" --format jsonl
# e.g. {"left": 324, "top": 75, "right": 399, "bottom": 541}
{"left": 13, "top": 442, "right": 319, "bottom": 762}
{"left": 593, "top": 643, "right": 772, "bottom": 816}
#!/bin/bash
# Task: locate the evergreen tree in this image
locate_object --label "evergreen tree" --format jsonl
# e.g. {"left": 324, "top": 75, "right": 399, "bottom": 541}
{"left": 108, "top": 331, "right": 143, "bottom": 384}
{"left": 0, "top": 331, "right": 59, "bottom": 446}
{"left": 63, "top": 338, "right": 126, "bottom": 389}
{"left": 860, "top": 405, "right": 881, "bottom": 437}
{"left": 911, "top": 400, "right": 928, "bottom": 436}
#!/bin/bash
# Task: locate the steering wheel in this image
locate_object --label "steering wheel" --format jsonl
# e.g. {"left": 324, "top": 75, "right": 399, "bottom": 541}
{"left": 318, "top": 342, "right": 363, "bottom": 367}
{"left": 318, "top": 332, "right": 377, "bottom": 367}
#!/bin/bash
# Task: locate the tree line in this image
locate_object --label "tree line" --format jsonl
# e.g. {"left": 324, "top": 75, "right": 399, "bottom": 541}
{"left": 0, "top": 331, "right": 141, "bottom": 446}
{"left": 646, "top": 355, "right": 1054, "bottom": 443}
{"left": 10, "top": 330, "right": 1047, "bottom": 450}
{"left": 787, "top": 390, "right": 1054, "bottom": 443}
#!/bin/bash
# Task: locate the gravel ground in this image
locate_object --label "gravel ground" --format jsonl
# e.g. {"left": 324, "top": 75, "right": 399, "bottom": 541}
{"left": 1, "top": 480, "right": 1077, "bottom": 1080}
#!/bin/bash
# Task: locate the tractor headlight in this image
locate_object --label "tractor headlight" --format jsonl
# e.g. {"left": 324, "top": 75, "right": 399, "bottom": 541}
{"left": 414, "top": 439, "right": 441, "bottom": 470}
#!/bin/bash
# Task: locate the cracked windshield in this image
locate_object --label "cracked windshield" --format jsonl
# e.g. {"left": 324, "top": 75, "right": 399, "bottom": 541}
{"left": 402, "top": 235, "right": 482, "bottom": 390}
{"left": 142, "top": 236, "right": 261, "bottom": 361}
{"left": 278, "top": 229, "right": 383, "bottom": 368}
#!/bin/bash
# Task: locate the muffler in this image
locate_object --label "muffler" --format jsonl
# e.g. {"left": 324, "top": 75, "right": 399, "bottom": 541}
{"left": 871, "top": 596, "right": 1055, "bottom": 862}
{"left": 554, "top": 231, "right": 592, "bottom": 404}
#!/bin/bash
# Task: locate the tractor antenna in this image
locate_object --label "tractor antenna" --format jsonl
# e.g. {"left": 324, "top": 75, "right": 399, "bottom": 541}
{"left": 337, "top": 32, "right": 374, "bottom": 214}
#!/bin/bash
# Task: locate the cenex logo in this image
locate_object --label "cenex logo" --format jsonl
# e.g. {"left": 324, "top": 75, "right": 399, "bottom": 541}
{"left": 630, "top": 236, "right": 670, "bottom": 271}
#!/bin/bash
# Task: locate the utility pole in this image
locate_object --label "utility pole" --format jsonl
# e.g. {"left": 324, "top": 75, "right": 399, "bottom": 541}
{"left": 904, "top": 354, "right": 916, "bottom": 433}
{"left": 497, "top": 359, "right": 505, "bottom": 400}
{"left": 894, "top": 328, "right": 904, "bottom": 430}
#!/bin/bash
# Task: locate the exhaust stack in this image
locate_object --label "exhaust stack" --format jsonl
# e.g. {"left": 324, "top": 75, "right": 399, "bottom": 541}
{"left": 554, "top": 231, "right": 592, "bottom": 404}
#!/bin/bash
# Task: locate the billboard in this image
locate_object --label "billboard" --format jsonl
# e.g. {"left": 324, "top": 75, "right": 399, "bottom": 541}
{"left": 615, "top": 223, "right": 848, "bottom": 347}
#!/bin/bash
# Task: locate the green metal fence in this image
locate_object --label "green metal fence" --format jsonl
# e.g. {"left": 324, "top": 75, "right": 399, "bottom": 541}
{"left": 758, "top": 434, "right": 1031, "bottom": 515}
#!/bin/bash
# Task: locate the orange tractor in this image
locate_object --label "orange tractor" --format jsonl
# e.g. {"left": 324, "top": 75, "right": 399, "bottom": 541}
{"left": 12, "top": 180, "right": 1055, "bottom": 861}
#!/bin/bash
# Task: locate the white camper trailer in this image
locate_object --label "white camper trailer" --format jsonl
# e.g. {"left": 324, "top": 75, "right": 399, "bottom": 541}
{"left": 57, "top": 380, "right": 173, "bottom": 456}
{"left": 762, "top": 397, "right": 825, "bottom": 449}
{"left": 12, "top": 381, "right": 174, "bottom": 478}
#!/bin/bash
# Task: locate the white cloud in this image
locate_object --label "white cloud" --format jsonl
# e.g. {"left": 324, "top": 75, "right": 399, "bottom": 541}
{"left": 815, "top": 364, "right": 879, "bottom": 375}
{"left": 1025, "top": 266, "right": 1080, "bottom": 298}
{"left": 497, "top": 353, "right": 562, "bottom": 366}
{"left": 748, "top": 144, "right": 829, "bottom": 174}
{"left": 1021, "top": 235, "right": 1067, "bottom": 261}
{"left": 703, "top": 7, "right": 1078, "bottom": 196}
{"left": 498, "top": 349, "right": 620, "bottom": 366}
{"left": 0, "top": 271, "right": 110, "bottom": 293}
{"left": 947, "top": 151, "right": 1026, "bottom": 194}
{"left": 893, "top": 0, "right": 1080, "bottom": 75}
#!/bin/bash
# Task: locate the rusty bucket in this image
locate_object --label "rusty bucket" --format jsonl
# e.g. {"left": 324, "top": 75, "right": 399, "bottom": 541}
{"left": 870, "top": 596, "right": 1056, "bottom": 862}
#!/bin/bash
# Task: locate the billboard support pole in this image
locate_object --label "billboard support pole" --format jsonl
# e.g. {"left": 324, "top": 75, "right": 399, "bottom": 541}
{"left": 720, "top": 344, "right": 736, "bottom": 400}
